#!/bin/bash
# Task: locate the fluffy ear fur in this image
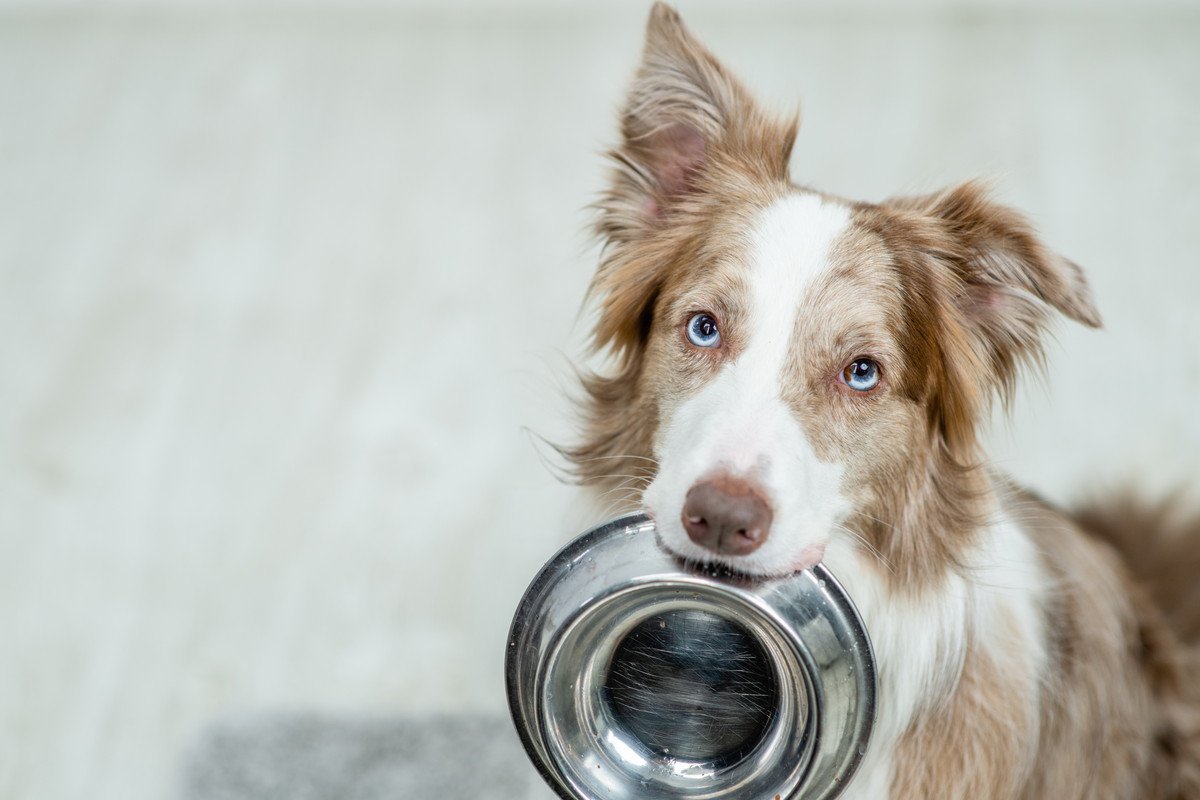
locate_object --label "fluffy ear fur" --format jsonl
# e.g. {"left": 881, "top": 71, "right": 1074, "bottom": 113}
{"left": 889, "top": 181, "right": 1102, "bottom": 451}
{"left": 591, "top": 1, "right": 796, "bottom": 356}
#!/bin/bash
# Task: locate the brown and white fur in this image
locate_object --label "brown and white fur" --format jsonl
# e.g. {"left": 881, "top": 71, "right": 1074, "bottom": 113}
{"left": 567, "top": 5, "right": 1200, "bottom": 798}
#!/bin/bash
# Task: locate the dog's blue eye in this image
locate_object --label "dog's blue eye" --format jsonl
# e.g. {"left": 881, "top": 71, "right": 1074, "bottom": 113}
{"left": 686, "top": 313, "right": 721, "bottom": 348}
{"left": 843, "top": 358, "right": 880, "bottom": 391}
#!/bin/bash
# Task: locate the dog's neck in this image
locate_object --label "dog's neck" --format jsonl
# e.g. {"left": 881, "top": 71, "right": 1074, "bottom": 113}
{"left": 850, "top": 442, "right": 994, "bottom": 593}
{"left": 825, "top": 469, "right": 1048, "bottom": 798}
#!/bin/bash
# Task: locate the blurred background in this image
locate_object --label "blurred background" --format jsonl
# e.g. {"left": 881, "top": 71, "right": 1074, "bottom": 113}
{"left": 2, "top": 0, "right": 1198, "bottom": 798}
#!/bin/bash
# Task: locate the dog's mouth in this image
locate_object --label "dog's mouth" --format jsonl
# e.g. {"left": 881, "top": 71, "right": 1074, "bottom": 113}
{"left": 651, "top": 523, "right": 828, "bottom": 581}
{"left": 656, "top": 540, "right": 762, "bottom": 585}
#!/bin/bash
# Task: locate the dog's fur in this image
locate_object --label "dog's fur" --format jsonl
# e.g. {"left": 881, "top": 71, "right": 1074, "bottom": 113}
{"left": 567, "top": 5, "right": 1200, "bottom": 797}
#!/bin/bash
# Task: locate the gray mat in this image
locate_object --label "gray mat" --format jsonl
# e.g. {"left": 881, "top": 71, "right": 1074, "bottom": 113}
{"left": 179, "top": 712, "right": 556, "bottom": 800}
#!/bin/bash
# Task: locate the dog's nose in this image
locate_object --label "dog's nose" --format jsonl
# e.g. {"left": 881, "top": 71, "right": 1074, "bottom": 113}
{"left": 681, "top": 476, "right": 773, "bottom": 556}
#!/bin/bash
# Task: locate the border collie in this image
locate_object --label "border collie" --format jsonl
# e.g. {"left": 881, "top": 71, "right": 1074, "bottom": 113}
{"left": 567, "top": 4, "right": 1200, "bottom": 797}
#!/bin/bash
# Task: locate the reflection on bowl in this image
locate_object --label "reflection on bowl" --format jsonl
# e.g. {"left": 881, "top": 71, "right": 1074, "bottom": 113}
{"left": 505, "top": 513, "right": 876, "bottom": 800}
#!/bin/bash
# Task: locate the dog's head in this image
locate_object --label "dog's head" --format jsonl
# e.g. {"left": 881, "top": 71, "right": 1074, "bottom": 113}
{"left": 572, "top": 3, "right": 1100, "bottom": 580}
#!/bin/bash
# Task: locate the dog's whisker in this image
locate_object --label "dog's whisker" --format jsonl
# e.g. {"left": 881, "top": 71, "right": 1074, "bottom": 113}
{"left": 832, "top": 522, "right": 896, "bottom": 576}
{"left": 592, "top": 493, "right": 647, "bottom": 520}
{"left": 571, "top": 453, "right": 661, "bottom": 467}
{"left": 584, "top": 472, "right": 654, "bottom": 482}
{"left": 592, "top": 482, "right": 649, "bottom": 506}
{"left": 847, "top": 509, "right": 899, "bottom": 532}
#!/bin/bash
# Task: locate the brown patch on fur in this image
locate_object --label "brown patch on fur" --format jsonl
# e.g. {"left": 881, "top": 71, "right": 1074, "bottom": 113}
{"left": 859, "top": 184, "right": 1101, "bottom": 455}
{"left": 889, "top": 487, "right": 1200, "bottom": 798}
{"left": 1010, "top": 486, "right": 1200, "bottom": 799}
{"left": 815, "top": 189, "right": 1101, "bottom": 592}
{"left": 851, "top": 446, "right": 990, "bottom": 593}
{"left": 891, "top": 621, "right": 1039, "bottom": 798}
{"left": 1073, "top": 492, "right": 1200, "bottom": 644}
{"left": 819, "top": 210, "right": 994, "bottom": 591}
{"left": 848, "top": 202, "right": 988, "bottom": 457}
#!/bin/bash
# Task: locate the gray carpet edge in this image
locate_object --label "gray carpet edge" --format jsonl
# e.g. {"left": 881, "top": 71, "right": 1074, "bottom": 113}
{"left": 175, "top": 711, "right": 556, "bottom": 800}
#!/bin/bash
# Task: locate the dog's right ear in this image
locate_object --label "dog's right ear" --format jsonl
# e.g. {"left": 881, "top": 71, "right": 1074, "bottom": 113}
{"left": 601, "top": 2, "right": 795, "bottom": 237}
{"left": 592, "top": 3, "right": 795, "bottom": 355}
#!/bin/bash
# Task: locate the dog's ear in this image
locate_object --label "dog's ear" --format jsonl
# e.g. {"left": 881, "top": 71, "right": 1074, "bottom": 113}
{"left": 889, "top": 182, "right": 1101, "bottom": 447}
{"left": 601, "top": 2, "right": 796, "bottom": 238}
{"left": 592, "top": 2, "right": 795, "bottom": 355}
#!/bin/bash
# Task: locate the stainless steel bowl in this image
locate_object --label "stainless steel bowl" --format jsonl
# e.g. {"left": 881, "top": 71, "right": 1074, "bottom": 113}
{"left": 506, "top": 513, "right": 876, "bottom": 800}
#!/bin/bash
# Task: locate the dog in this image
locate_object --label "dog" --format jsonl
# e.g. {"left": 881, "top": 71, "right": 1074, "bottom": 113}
{"left": 566, "top": 4, "right": 1200, "bottom": 797}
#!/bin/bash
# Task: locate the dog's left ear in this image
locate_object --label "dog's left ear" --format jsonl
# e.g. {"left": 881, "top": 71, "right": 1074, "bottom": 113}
{"left": 892, "top": 182, "right": 1101, "bottom": 428}
{"left": 925, "top": 182, "right": 1099, "bottom": 318}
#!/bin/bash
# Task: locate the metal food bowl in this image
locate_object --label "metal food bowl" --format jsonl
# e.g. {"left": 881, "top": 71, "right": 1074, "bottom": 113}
{"left": 505, "top": 513, "right": 876, "bottom": 800}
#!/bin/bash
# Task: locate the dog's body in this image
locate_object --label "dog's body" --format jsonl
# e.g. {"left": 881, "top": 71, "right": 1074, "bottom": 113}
{"left": 567, "top": 5, "right": 1200, "bottom": 797}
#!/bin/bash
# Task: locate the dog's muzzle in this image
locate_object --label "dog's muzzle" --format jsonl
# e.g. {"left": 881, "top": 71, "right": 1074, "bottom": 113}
{"left": 505, "top": 513, "right": 876, "bottom": 800}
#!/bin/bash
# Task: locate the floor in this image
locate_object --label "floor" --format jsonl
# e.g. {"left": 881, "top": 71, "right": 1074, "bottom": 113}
{"left": 1, "top": 4, "right": 1198, "bottom": 799}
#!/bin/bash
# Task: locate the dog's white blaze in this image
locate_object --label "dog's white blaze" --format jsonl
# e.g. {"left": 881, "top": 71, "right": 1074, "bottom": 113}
{"left": 645, "top": 192, "right": 854, "bottom": 576}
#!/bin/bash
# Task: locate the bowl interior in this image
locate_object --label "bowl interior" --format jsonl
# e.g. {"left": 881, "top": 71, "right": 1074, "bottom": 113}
{"left": 605, "top": 607, "right": 779, "bottom": 763}
{"left": 539, "top": 583, "right": 815, "bottom": 800}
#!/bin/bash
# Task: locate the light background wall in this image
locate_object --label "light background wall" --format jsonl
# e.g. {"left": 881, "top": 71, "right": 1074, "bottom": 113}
{"left": 2, "top": 2, "right": 1198, "bottom": 799}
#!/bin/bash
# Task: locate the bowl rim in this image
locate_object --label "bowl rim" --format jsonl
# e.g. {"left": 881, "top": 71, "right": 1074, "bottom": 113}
{"left": 505, "top": 512, "right": 877, "bottom": 800}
